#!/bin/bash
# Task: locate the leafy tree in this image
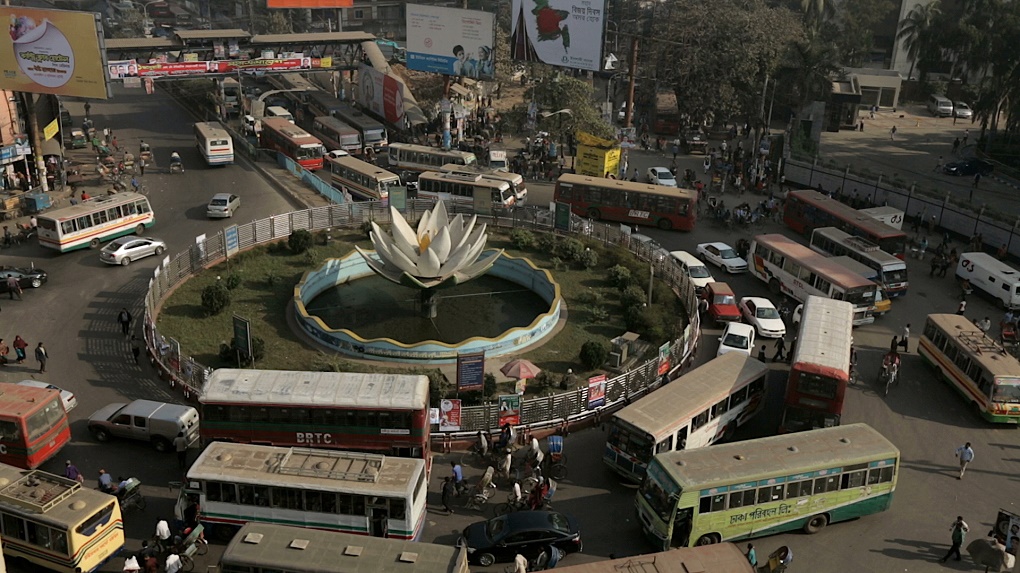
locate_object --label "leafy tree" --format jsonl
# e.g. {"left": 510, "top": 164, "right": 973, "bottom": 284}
{"left": 831, "top": 0, "right": 895, "bottom": 67}
{"left": 897, "top": 1, "right": 942, "bottom": 81}
{"left": 532, "top": 73, "right": 615, "bottom": 141}
{"left": 111, "top": 10, "right": 146, "bottom": 38}
{"left": 288, "top": 229, "right": 314, "bottom": 254}
{"left": 774, "top": 38, "right": 841, "bottom": 112}
{"left": 579, "top": 340, "right": 608, "bottom": 370}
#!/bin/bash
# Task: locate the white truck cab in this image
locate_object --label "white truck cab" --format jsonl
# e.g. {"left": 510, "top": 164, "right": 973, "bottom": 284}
{"left": 956, "top": 252, "right": 1020, "bottom": 309}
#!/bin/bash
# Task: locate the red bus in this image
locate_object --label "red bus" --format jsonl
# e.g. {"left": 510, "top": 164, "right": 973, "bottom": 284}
{"left": 0, "top": 383, "right": 71, "bottom": 469}
{"left": 553, "top": 173, "right": 697, "bottom": 231}
{"left": 783, "top": 190, "right": 908, "bottom": 259}
{"left": 780, "top": 296, "right": 855, "bottom": 433}
{"left": 198, "top": 369, "right": 431, "bottom": 469}
{"left": 260, "top": 117, "right": 325, "bottom": 171}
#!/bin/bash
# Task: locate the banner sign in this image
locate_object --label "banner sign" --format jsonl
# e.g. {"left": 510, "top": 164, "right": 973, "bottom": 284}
{"left": 498, "top": 394, "right": 521, "bottom": 426}
{"left": 509, "top": 0, "right": 606, "bottom": 71}
{"left": 406, "top": 4, "right": 495, "bottom": 79}
{"left": 108, "top": 57, "right": 332, "bottom": 80}
{"left": 457, "top": 352, "right": 485, "bottom": 392}
{"left": 232, "top": 315, "right": 253, "bottom": 359}
{"left": 438, "top": 399, "right": 462, "bottom": 431}
{"left": 587, "top": 374, "right": 607, "bottom": 409}
{"left": 657, "top": 341, "right": 671, "bottom": 376}
{"left": 995, "top": 509, "right": 1020, "bottom": 555}
{"left": 357, "top": 64, "right": 405, "bottom": 126}
{"left": 268, "top": 0, "right": 353, "bottom": 8}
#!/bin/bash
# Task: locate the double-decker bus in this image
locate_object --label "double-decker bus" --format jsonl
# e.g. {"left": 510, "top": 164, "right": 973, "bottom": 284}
{"left": 219, "top": 522, "right": 469, "bottom": 573}
{"left": 0, "top": 464, "right": 124, "bottom": 573}
{"left": 919, "top": 314, "right": 1020, "bottom": 423}
{"left": 198, "top": 369, "right": 430, "bottom": 464}
{"left": 783, "top": 190, "right": 908, "bottom": 259}
{"left": 415, "top": 171, "right": 516, "bottom": 209}
{"left": 310, "top": 115, "right": 362, "bottom": 156}
{"left": 553, "top": 174, "right": 697, "bottom": 231}
{"left": 327, "top": 155, "right": 400, "bottom": 202}
{"left": 176, "top": 443, "right": 428, "bottom": 542}
{"left": 440, "top": 163, "right": 528, "bottom": 203}
{"left": 780, "top": 296, "right": 855, "bottom": 433}
{"left": 387, "top": 143, "right": 477, "bottom": 173}
{"left": 603, "top": 353, "right": 768, "bottom": 482}
{"left": 635, "top": 423, "right": 898, "bottom": 550}
{"left": 37, "top": 192, "right": 154, "bottom": 252}
{"left": 260, "top": 117, "right": 325, "bottom": 171}
{"left": 809, "top": 227, "right": 908, "bottom": 296}
{"left": 747, "top": 234, "right": 879, "bottom": 325}
{"left": 0, "top": 382, "right": 71, "bottom": 469}
{"left": 194, "top": 121, "right": 234, "bottom": 166}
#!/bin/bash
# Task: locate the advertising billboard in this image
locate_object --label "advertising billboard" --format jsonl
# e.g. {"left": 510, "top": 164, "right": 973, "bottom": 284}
{"left": 509, "top": 0, "right": 605, "bottom": 72}
{"left": 267, "top": 0, "right": 353, "bottom": 7}
{"left": 108, "top": 57, "right": 332, "bottom": 80}
{"left": 406, "top": 4, "right": 495, "bottom": 79}
{"left": 357, "top": 64, "right": 405, "bottom": 126}
{"left": 0, "top": 7, "right": 109, "bottom": 99}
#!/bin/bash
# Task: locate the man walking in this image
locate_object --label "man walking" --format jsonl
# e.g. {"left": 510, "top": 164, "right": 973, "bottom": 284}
{"left": 940, "top": 516, "right": 969, "bottom": 562}
{"left": 451, "top": 461, "right": 465, "bottom": 495}
{"left": 772, "top": 337, "right": 787, "bottom": 362}
{"left": 131, "top": 336, "right": 141, "bottom": 364}
{"left": 5, "top": 274, "right": 21, "bottom": 300}
{"left": 35, "top": 342, "right": 47, "bottom": 373}
{"left": 955, "top": 442, "right": 974, "bottom": 479}
{"left": 173, "top": 432, "right": 188, "bottom": 469}
{"left": 441, "top": 476, "right": 456, "bottom": 514}
{"left": 899, "top": 324, "right": 911, "bottom": 352}
{"left": 117, "top": 308, "right": 132, "bottom": 336}
{"left": 934, "top": 156, "right": 944, "bottom": 172}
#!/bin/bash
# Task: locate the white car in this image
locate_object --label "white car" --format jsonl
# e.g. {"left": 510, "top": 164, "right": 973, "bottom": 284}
{"left": 697, "top": 242, "right": 748, "bottom": 273}
{"left": 717, "top": 322, "right": 756, "bottom": 357}
{"left": 207, "top": 193, "right": 241, "bottom": 218}
{"left": 17, "top": 380, "right": 77, "bottom": 413}
{"left": 739, "top": 297, "right": 787, "bottom": 338}
{"left": 326, "top": 149, "right": 350, "bottom": 159}
{"left": 646, "top": 167, "right": 677, "bottom": 187}
{"left": 100, "top": 236, "right": 167, "bottom": 266}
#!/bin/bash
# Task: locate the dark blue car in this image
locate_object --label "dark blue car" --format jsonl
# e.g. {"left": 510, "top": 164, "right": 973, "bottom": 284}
{"left": 943, "top": 158, "right": 993, "bottom": 176}
{"left": 459, "top": 511, "right": 582, "bottom": 566}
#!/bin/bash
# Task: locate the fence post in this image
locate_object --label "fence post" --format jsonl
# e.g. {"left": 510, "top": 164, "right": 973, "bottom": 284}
{"left": 808, "top": 158, "right": 817, "bottom": 187}
{"left": 872, "top": 174, "right": 883, "bottom": 204}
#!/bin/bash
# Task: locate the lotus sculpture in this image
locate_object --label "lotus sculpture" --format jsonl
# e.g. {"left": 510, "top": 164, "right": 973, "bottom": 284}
{"left": 355, "top": 202, "right": 503, "bottom": 317}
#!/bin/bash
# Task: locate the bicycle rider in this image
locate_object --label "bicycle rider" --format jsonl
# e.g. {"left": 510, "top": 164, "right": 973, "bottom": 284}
{"left": 882, "top": 348, "right": 901, "bottom": 382}
{"left": 526, "top": 436, "right": 544, "bottom": 470}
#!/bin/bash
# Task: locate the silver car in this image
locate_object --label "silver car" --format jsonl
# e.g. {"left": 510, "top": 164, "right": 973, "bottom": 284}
{"left": 100, "top": 236, "right": 166, "bottom": 266}
{"left": 207, "top": 193, "right": 240, "bottom": 218}
{"left": 954, "top": 102, "right": 973, "bottom": 119}
{"left": 17, "top": 380, "right": 77, "bottom": 413}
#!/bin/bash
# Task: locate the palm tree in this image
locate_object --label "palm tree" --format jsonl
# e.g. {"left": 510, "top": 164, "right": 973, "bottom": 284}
{"left": 897, "top": 0, "right": 941, "bottom": 81}
{"left": 801, "top": 0, "right": 834, "bottom": 28}
{"left": 777, "top": 38, "right": 841, "bottom": 112}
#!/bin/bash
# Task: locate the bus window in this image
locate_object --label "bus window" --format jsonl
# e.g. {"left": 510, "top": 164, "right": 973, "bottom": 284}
{"left": 655, "top": 436, "right": 673, "bottom": 454}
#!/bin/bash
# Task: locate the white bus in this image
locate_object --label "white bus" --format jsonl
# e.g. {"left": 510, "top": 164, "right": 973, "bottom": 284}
{"left": 748, "top": 233, "right": 879, "bottom": 325}
{"left": 194, "top": 121, "right": 234, "bottom": 166}
{"left": 310, "top": 116, "right": 362, "bottom": 155}
{"left": 603, "top": 353, "right": 768, "bottom": 482}
{"left": 327, "top": 155, "right": 400, "bottom": 202}
{"left": 809, "top": 227, "right": 908, "bottom": 297}
{"left": 415, "top": 171, "right": 515, "bottom": 209}
{"left": 388, "top": 143, "right": 476, "bottom": 173}
{"left": 37, "top": 192, "right": 154, "bottom": 252}
{"left": 176, "top": 443, "right": 428, "bottom": 543}
{"left": 440, "top": 163, "right": 528, "bottom": 203}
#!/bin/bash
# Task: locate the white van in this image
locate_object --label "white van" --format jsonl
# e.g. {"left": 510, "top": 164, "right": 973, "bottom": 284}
{"left": 488, "top": 150, "right": 508, "bottom": 171}
{"left": 859, "top": 206, "right": 904, "bottom": 230}
{"left": 266, "top": 106, "right": 295, "bottom": 123}
{"left": 956, "top": 252, "right": 1020, "bottom": 309}
{"left": 670, "top": 250, "right": 715, "bottom": 294}
{"left": 928, "top": 95, "right": 954, "bottom": 118}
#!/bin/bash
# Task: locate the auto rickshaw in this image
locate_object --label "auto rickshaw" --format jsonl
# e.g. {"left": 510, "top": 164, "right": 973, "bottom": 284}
{"left": 69, "top": 129, "right": 87, "bottom": 149}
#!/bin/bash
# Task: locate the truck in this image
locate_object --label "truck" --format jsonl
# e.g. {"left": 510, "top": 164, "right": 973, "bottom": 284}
{"left": 859, "top": 206, "right": 904, "bottom": 230}
{"left": 956, "top": 252, "right": 1020, "bottom": 309}
{"left": 574, "top": 131, "right": 621, "bottom": 178}
{"left": 88, "top": 399, "right": 200, "bottom": 452}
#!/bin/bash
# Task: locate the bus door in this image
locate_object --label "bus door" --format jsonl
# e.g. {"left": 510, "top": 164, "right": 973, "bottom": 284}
{"left": 672, "top": 507, "right": 693, "bottom": 548}
{"left": 676, "top": 426, "right": 688, "bottom": 450}
{"left": 368, "top": 502, "right": 389, "bottom": 538}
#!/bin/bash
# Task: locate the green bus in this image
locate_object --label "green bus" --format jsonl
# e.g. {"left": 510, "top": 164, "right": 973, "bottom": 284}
{"left": 635, "top": 423, "right": 899, "bottom": 550}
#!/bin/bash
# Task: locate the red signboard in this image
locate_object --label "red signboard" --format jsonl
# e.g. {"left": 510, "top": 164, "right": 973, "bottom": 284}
{"left": 109, "top": 57, "right": 332, "bottom": 80}
{"left": 267, "top": 0, "right": 353, "bottom": 7}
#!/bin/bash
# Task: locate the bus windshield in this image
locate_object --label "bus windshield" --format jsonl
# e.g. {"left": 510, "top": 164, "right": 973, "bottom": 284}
{"left": 883, "top": 268, "right": 908, "bottom": 283}
{"left": 296, "top": 145, "right": 324, "bottom": 160}
{"left": 993, "top": 379, "right": 1020, "bottom": 403}
{"left": 640, "top": 462, "right": 681, "bottom": 522}
{"left": 607, "top": 425, "right": 653, "bottom": 463}
{"left": 795, "top": 372, "right": 839, "bottom": 399}
{"left": 26, "top": 397, "right": 65, "bottom": 442}
{"left": 843, "top": 286, "right": 876, "bottom": 306}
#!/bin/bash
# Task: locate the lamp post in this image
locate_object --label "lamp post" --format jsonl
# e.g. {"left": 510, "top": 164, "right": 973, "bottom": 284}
{"left": 142, "top": 0, "right": 162, "bottom": 19}
{"left": 540, "top": 109, "right": 573, "bottom": 166}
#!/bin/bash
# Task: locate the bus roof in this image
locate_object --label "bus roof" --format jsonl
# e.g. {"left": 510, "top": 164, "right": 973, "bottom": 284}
{"left": 0, "top": 465, "right": 116, "bottom": 526}
{"left": 556, "top": 173, "right": 697, "bottom": 200}
{"left": 419, "top": 171, "right": 510, "bottom": 190}
{"left": 391, "top": 143, "right": 474, "bottom": 157}
{"left": 613, "top": 354, "right": 768, "bottom": 439}
{"left": 792, "top": 296, "right": 854, "bottom": 375}
{"left": 551, "top": 544, "right": 754, "bottom": 573}
{"left": 0, "top": 383, "right": 60, "bottom": 417}
{"left": 654, "top": 423, "right": 898, "bottom": 489}
{"left": 262, "top": 117, "right": 317, "bottom": 140}
{"left": 188, "top": 443, "right": 424, "bottom": 498}
{"left": 38, "top": 192, "right": 148, "bottom": 222}
{"left": 812, "top": 227, "right": 904, "bottom": 266}
{"left": 328, "top": 156, "right": 400, "bottom": 181}
{"left": 925, "top": 314, "right": 1020, "bottom": 377}
{"left": 789, "top": 190, "right": 903, "bottom": 238}
{"left": 753, "top": 234, "right": 876, "bottom": 289}
{"left": 195, "top": 121, "right": 229, "bottom": 137}
{"left": 200, "top": 369, "right": 429, "bottom": 409}
{"left": 440, "top": 163, "right": 523, "bottom": 182}
{"left": 223, "top": 522, "right": 468, "bottom": 573}
{"left": 313, "top": 115, "right": 359, "bottom": 134}
{"left": 829, "top": 255, "right": 878, "bottom": 279}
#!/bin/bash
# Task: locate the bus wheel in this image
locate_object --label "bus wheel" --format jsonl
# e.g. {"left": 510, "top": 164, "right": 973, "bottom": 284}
{"left": 657, "top": 218, "right": 672, "bottom": 231}
{"left": 89, "top": 238, "right": 101, "bottom": 249}
{"left": 135, "top": 224, "right": 145, "bottom": 236}
{"left": 804, "top": 513, "right": 829, "bottom": 534}
{"left": 768, "top": 279, "right": 781, "bottom": 294}
{"left": 587, "top": 208, "right": 601, "bottom": 221}
{"left": 695, "top": 533, "right": 720, "bottom": 546}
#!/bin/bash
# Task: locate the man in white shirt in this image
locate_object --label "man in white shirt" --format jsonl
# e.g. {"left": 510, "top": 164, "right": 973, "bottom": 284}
{"left": 955, "top": 442, "right": 975, "bottom": 479}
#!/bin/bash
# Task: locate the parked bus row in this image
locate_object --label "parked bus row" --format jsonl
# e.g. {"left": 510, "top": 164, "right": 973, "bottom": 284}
{"left": 783, "top": 190, "right": 908, "bottom": 259}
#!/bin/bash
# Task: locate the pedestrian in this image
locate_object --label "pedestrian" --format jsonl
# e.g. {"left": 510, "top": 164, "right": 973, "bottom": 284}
{"left": 703, "top": 156, "right": 710, "bottom": 174}
{"left": 138, "top": 158, "right": 146, "bottom": 176}
{"left": 757, "top": 345, "right": 767, "bottom": 362}
{"left": 957, "top": 299, "right": 967, "bottom": 315}
{"left": 787, "top": 336, "right": 797, "bottom": 363}
{"left": 441, "top": 476, "right": 456, "bottom": 513}
{"left": 952, "top": 137, "right": 961, "bottom": 154}
{"left": 103, "top": 127, "right": 110, "bottom": 145}
{"left": 973, "top": 172, "right": 981, "bottom": 189}
{"left": 940, "top": 516, "right": 969, "bottom": 562}
{"left": 64, "top": 460, "right": 83, "bottom": 483}
{"left": 117, "top": 308, "right": 132, "bottom": 336}
{"left": 899, "top": 324, "right": 910, "bottom": 352}
{"left": 955, "top": 442, "right": 974, "bottom": 479}
{"left": 97, "top": 468, "right": 113, "bottom": 493}
{"left": 890, "top": 336, "right": 899, "bottom": 353}
{"left": 859, "top": 121, "right": 864, "bottom": 132}
{"left": 6, "top": 274, "right": 21, "bottom": 300}
{"left": 746, "top": 543, "right": 757, "bottom": 567}
{"left": 131, "top": 335, "right": 141, "bottom": 364}
{"left": 451, "top": 461, "right": 465, "bottom": 495}
{"left": 772, "top": 337, "right": 786, "bottom": 362}
{"left": 0, "top": 339, "right": 8, "bottom": 366}
{"left": 173, "top": 432, "right": 188, "bottom": 469}
{"left": 130, "top": 176, "right": 140, "bottom": 192}
{"left": 111, "top": 136, "right": 119, "bottom": 151}
{"left": 963, "top": 129, "right": 969, "bottom": 147}
{"left": 889, "top": 125, "right": 897, "bottom": 141}
{"left": 12, "top": 335, "right": 27, "bottom": 364}
{"left": 35, "top": 342, "right": 47, "bottom": 373}
{"left": 934, "top": 155, "right": 943, "bottom": 172}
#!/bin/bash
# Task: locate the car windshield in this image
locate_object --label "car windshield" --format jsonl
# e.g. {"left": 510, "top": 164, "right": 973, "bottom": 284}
{"left": 723, "top": 333, "right": 749, "bottom": 348}
{"left": 756, "top": 307, "right": 780, "bottom": 319}
{"left": 547, "top": 513, "right": 570, "bottom": 533}
{"left": 485, "top": 516, "right": 508, "bottom": 539}
{"left": 657, "top": 171, "right": 675, "bottom": 181}
{"left": 719, "top": 248, "right": 738, "bottom": 259}
{"left": 211, "top": 199, "right": 227, "bottom": 206}
{"left": 689, "top": 266, "right": 711, "bottom": 278}
{"left": 104, "top": 240, "right": 126, "bottom": 251}
{"left": 714, "top": 295, "right": 735, "bottom": 305}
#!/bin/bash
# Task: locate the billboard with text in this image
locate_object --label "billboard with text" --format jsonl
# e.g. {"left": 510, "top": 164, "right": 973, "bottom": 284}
{"left": 267, "top": 0, "right": 353, "bottom": 7}
{"left": 108, "top": 57, "right": 332, "bottom": 80}
{"left": 509, "top": 0, "right": 605, "bottom": 71}
{"left": 0, "top": 7, "right": 109, "bottom": 99}
{"left": 357, "top": 64, "right": 405, "bottom": 126}
{"left": 406, "top": 4, "right": 495, "bottom": 79}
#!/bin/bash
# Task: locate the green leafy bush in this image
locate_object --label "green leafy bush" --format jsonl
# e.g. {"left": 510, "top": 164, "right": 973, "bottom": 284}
{"left": 510, "top": 228, "right": 536, "bottom": 250}
{"left": 288, "top": 229, "right": 314, "bottom": 254}
{"left": 201, "top": 282, "right": 230, "bottom": 315}
{"left": 608, "top": 265, "right": 631, "bottom": 289}
{"left": 578, "top": 248, "right": 599, "bottom": 269}
{"left": 224, "top": 272, "right": 242, "bottom": 290}
{"left": 580, "top": 340, "right": 609, "bottom": 370}
{"left": 557, "top": 238, "right": 585, "bottom": 261}
{"left": 218, "top": 336, "right": 266, "bottom": 366}
{"left": 537, "top": 233, "right": 558, "bottom": 254}
{"left": 621, "top": 284, "right": 646, "bottom": 309}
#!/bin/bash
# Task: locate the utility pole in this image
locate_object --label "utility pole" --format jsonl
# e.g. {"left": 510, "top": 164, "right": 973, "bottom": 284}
{"left": 20, "top": 92, "right": 48, "bottom": 192}
{"left": 624, "top": 37, "right": 638, "bottom": 129}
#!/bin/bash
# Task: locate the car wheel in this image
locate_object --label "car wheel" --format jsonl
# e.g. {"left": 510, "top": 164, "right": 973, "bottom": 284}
{"left": 152, "top": 437, "right": 171, "bottom": 452}
{"left": 30, "top": 278, "right": 41, "bottom": 288}
{"left": 478, "top": 553, "right": 496, "bottom": 567}
{"left": 154, "top": 246, "right": 165, "bottom": 256}
{"left": 120, "top": 257, "right": 131, "bottom": 266}
{"left": 91, "top": 427, "right": 111, "bottom": 442}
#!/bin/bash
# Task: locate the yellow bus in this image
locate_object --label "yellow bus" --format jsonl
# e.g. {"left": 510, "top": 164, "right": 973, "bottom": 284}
{"left": 0, "top": 464, "right": 124, "bottom": 573}
{"left": 635, "top": 423, "right": 898, "bottom": 550}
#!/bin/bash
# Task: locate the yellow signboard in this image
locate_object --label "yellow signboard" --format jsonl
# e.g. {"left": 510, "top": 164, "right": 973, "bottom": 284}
{"left": 43, "top": 118, "right": 58, "bottom": 141}
{"left": 574, "top": 131, "right": 621, "bottom": 178}
{"left": 0, "top": 7, "right": 109, "bottom": 99}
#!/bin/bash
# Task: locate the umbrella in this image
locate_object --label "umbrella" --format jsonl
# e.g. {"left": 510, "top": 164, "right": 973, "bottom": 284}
{"left": 501, "top": 359, "right": 541, "bottom": 380}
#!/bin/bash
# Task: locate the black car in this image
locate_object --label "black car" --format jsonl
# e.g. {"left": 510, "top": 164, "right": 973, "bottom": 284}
{"left": 0, "top": 266, "right": 47, "bottom": 291}
{"left": 943, "top": 158, "right": 993, "bottom": 177}
{"left": 680, "top": 126, "right": 708, "bottom": 154}
{"left": 459, "top": 511, "right": 582, "bottom": 566}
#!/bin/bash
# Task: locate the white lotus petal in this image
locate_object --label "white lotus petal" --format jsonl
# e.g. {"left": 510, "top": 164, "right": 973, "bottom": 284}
{"left": 428, "top": 227, "right": 452, "bottom": 263}
{"left": 416, "top": 211, "right": 432, "bottom": 243}
{"left": 367, "top": 236, "right": 419, "bottom": 276}
{"left": 440, "top": 237, "right": 485, "bottom": 276}
{"left": 431, "top": 201, "right": 450, "bottom": 235}
{"left": 417, "top": 247, "right": 442, "bottom": 277}
{"left": 376, "top": 220, "right": 417, "bottom": 261}
{"left": 459, "top": 250, "right": 503, "bottom": 278}
{"left": 358, "top": 250, "right": 405, "bottom": 283}
{"left": 448, "top": 214, "right": 466, "bottom": 247}
{"left": 450, "top": 214, "right": 477, "bottom": 254}
{"left": 388, "top": 207, "right": 420, "bottom": 258}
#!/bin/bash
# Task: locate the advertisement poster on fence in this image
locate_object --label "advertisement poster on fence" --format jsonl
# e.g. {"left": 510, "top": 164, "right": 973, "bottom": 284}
{"left": 439, "top": 399, "right": 462, "bottom": 432}
{"left": 498, "top": 394, "right": 521, "bottom": 426}
{"left": 995, "top": 509, "right": 1020, "bottom": 554}
{"left": 587, "top": 374, "right": 607, "bottom": 409}
{"left": 657, "top": 341, "right": 671, "bottom": 376}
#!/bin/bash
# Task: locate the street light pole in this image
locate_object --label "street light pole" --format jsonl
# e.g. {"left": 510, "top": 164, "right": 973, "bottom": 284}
{"left": 624, "top": 37, "right": 638, "bottom": 129}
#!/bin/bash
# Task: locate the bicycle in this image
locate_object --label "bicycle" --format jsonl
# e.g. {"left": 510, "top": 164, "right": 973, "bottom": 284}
{"left": 493, "top": 492, "right": 527, "bottom": 516}
{"left": 880, "top": 363, "right": 898, "bottom": 397}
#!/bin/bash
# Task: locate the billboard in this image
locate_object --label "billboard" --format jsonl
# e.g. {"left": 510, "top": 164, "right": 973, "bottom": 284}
{"left": 406, "top": 5, "right": 495, "bottom": 79}
{"left": 267, "top": 0, "right": 353, "bottom": 7}
{"left": 509, "top": 0, "right": 605, "bottom": 72}
{"left": 108, "top": 57, "right": 332, "bottom": 80}
{"left": 357, "top": 64, "right": 405, "bottom": 126}
{"left": 0, "top": 7, "right": 108, "bottom": 99}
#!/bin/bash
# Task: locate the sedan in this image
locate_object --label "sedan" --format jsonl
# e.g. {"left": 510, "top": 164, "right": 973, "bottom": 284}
{"left": 697, "top": 242, "right": 748, "bottom": 273}
{"left": 0, "top": 266, "right": 47, "bottom": 291}
{"left": 646, "top": 167, "right": 677, "bottom": 187}
{"left": 717, "top": 321, "right": 756, "bottom": 357}
{"left": 100, "top": 237, "right": 167, "bottom": 266}
{"left": 207, "top": 193, "right": 241, "bottom": 218}
{"left": 739, "top": 296, "right": 787, "bottom": 338}
{"left": 943, "top": 158, "right": 993, "bottom": 177}
{"left": 954, "top": 102, "right": 973, "bottom": 119}
{"left": 17, "top": 380, "right": 77, "bottom": 413}
{"left": 460, "top": 511, "right": 582, "bottom": 566}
